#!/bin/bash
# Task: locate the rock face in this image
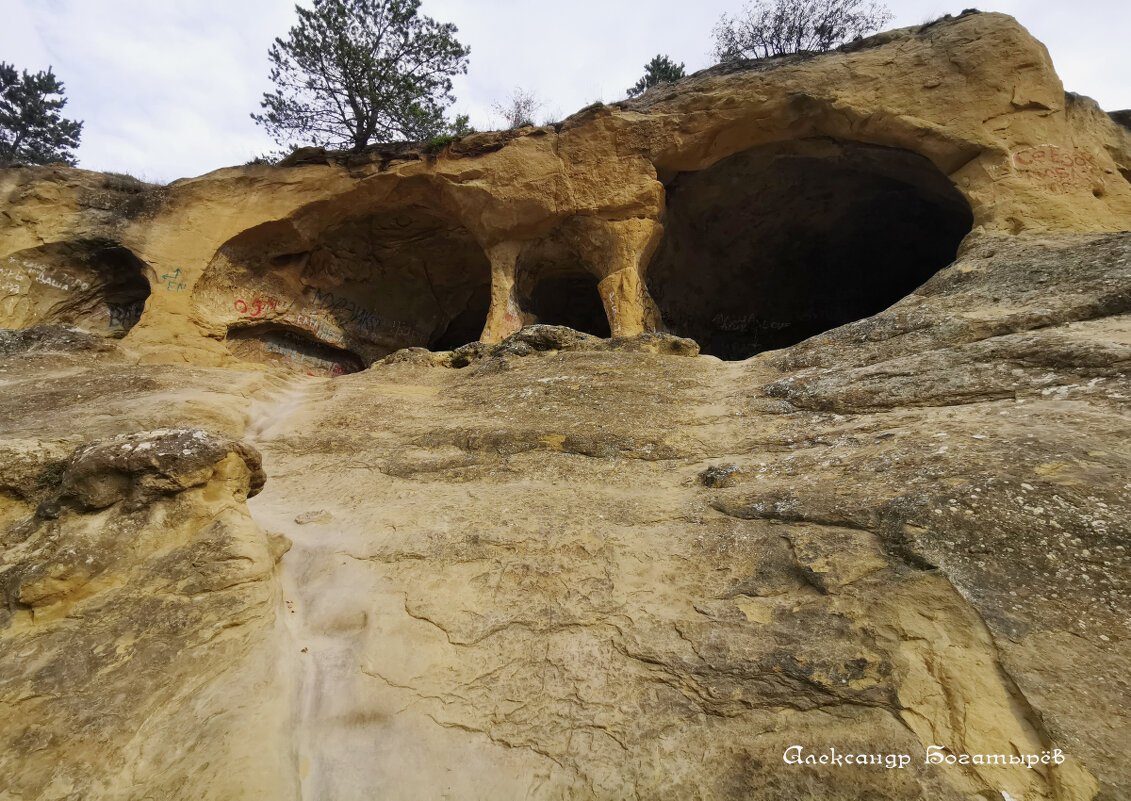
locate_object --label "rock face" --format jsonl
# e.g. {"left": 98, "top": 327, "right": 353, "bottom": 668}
{"left": 2, "top": 11, "right": 1130, "bottom": 371}
{"left": 0, "top": 10, "right": 1129, "bottom": 801}
{"left": 0, "top": 428, "right": 292, "bottom": 801}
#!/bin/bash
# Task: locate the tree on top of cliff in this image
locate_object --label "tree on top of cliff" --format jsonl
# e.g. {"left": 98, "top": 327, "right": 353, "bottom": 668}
{"left": 252, "top": 0, "right": 470, "bottom": 151}
{"left": 713, "top": 0, "right": 892, "bottom": 60}
{"left": 627, "top": 55, "right": 686, "bottom": 98}
{"left": 0, "top": 62, "right": 83, "bottom": 167}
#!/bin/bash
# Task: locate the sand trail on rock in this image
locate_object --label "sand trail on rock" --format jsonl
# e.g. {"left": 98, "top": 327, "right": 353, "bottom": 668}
{"left": 245, "top": 374, "right": 330, "bottom": 441}
{"left": 243, "top": 367, "right": 574, "bottom": 799}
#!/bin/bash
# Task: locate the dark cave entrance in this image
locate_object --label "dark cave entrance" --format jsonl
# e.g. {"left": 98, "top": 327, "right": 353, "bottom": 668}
{"left": 523, "top": 272, "right": 611, "bottom": 338}
{"left": 199, "top": 205, "right": 493, "bottom": 370}
{"left": 646, "top": 138, "right": 974, "bottom": 360}
{"left": 514, "top": 227, "right": 612, "bottom": 338}
{"left": 301, "top": 206, "right": 495, "bottom": 359}
{"left": 2, "top": 239, "right": 151, "bottom": 335}
{"left": 94, "top": 243, "right": 151, "bottom": 335}
{"left": 225, "top": 324, "right": 365, "bottom": 377}
{"left": 429, "top": 283, "right": 492, "bottom": 351}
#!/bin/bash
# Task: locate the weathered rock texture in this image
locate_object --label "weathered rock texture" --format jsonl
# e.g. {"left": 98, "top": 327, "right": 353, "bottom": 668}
{"left": 2, "top": 11, "right": 1130, "bottom": 370}
{"left": 1, "top": 10, "right": 1129, "bottom": 801}
{"left": 0, "top": 426, "right": 292, "bottom": 800}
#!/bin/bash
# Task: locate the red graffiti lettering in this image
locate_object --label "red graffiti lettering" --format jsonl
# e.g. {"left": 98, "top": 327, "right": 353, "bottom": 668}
{"left": 234, "top": 297, "right": 280, "bottom": 316}
{"left": 1012, "top": 145, "right": 1103, "bottom": 194}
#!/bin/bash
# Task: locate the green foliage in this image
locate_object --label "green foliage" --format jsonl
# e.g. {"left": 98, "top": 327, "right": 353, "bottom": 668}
{"left": 449, "top": 113, "right": 475, "bottom": 136}
{"left": 0, "top": 62, "right": 83, "bottom": 166}
{"left": 252, "top": 0, "right": 470, "bottom": 152}
{"left": 425, "top": 113, "right": 477, "bottom": 152}
{"left": 426, "top": 133, "right": 456, "bottom": 151}
{"left": 627, "top": 55, "right": 686, "bottom": 98}
{"left": 713, "top": 0, "right": 892, "bottom": 60}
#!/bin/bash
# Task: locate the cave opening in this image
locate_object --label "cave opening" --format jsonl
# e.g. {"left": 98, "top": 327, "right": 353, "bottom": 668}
{"left": 514, "top": 228, "right": 612, "bottom": 338}
{"left": 225, "top": 324, "right": 365, "bottom": 377}
{"left": 198, "top": 205, "right": 493, "bottom": 370}
{"left": 523, "top": 272, "right": 611, "bottom": 338}
{"left": 645, "top": 138, "right": 974, "bottom": 360}
{"left": 297, "top": 206, "right": 494, "bottom": 360}
{"left": 93, "top": 244, "right": 151, "bottom": 336}
{"left": 0, "top": 239, "right": 151, "bottom": 336}
{"left": 429, "top": 283, "right": 492, "bottom": 351}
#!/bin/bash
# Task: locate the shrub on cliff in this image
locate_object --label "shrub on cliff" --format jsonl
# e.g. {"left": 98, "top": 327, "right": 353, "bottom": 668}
{"left": 252, "top": 0, "right": 470, "bottom": 151}
{"left": 0, "top": 62, "right": 83, "bottom": 166}
{"left": 491, "top": 88, "right": 541, "bottom": 130}
{"left": 713, "top": 0, "right": 892, "bottom": 60}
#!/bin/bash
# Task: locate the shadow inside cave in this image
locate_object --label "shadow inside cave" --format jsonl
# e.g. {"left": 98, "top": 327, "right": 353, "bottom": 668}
{"left": 645, "top": 138, "right": 974, "bottom": 360}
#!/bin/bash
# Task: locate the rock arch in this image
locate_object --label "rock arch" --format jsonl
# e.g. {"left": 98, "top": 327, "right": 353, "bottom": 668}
{"left": 511, "top": 221, "right": 614, "bottom": 338}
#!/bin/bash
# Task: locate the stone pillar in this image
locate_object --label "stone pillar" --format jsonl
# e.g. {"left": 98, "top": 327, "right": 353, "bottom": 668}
{"left": 594, "top": 218, "right": 665, "bottom": 337}
{"left": 479, "top": 241, "right": 526, "bottom": 343}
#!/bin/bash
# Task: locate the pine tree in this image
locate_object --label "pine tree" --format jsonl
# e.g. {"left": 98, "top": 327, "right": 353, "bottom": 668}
{"left": 0, "top": 63, "right": 83, "bottom": 166}
{"left": 253, "top": 0, "right": 470, "bottom": 152}
{"left": 627, "top": 55, "right": 687, "bottom": 98}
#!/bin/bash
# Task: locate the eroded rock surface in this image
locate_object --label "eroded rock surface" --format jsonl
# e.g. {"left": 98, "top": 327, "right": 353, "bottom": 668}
{"left": 3, "top": 12, "right": 1130, "bottom": 369}
{"left": 380, "top": 324, "right": 700, "bottom": 369}
{"left": 0, "top": 231, "right": 1126, "bottom": 799}
{"left": 0, "top": 428, "right": 292, "bottom": 801}
{"left": 0, "top": 239, "right": 149, "bottom": 335}
{"left": 1, "top": 10, "right": 1129, "bottom": 801}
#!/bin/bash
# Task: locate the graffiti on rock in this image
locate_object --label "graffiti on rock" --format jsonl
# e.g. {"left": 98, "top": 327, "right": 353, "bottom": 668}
{"left": 1, "top": 259, "right": 91, "bottom": 293}
{"left": 1012, "top": 146, "right": 1103, "bottom": 194}
{"left": 308, "top": 286, "right": 418, "bottom": 340}
{"left": 108, "top": 300, "right": 145, "bottom": 329}
{"left": 161, "top": 269, "right": 187, "bottom": 292}
{"left": 294, "top": 311, "right": 347, "bottom": 347}
{"left": 234, "top": 297, "right": 281, "bottom": 316}
{"left": 712, "top": 313, "right": 792, "bottom": 333}
{"left": 260, "top": 329, "right": 355, "bottom": 376}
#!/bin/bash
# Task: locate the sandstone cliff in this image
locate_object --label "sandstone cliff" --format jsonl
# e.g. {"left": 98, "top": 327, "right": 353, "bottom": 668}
{"left": 3, "top": 10, "right": 1130, "bottom": 373}
{"left": 1, "top": 11, "right": 1129, "bottom": 801}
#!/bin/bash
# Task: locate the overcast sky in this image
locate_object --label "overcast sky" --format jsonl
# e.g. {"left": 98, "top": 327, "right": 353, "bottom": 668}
{"left": 2, "top": 0, "right": 1126, "bottom": 183}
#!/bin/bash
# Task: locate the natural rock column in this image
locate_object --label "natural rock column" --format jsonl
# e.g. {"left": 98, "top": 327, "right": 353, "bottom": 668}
{"left": 594, "top": 218, "right": 665, "bottom": 337}
{"left": 480, "top": 241, "right": 528, "bottom": 343}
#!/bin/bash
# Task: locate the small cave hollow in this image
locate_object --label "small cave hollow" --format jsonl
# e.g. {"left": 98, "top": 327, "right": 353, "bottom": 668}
{"left": 225, "top": 324, "right": 365, "bottom": 377}
{"left": 645, "top": 138, "right": 974, "bottom": 359}
{"left": 0, "top": 239, "right": 151, "bottom": 336}
{"left": 514, "top": 239, "right": 611, "bottom": 338}
{"left": 429, "top": 282, "right": 492, "bottom": 351}
{"left": 523, "top": 273, "right": 611, "bottom": 338}
{"left": 198, "top": 205, "right": 493, "bottom": 369}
